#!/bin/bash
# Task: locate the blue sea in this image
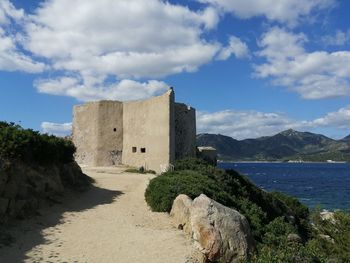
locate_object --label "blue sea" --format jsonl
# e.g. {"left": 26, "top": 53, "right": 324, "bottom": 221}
{"left": 218, "top": 162, "right": 350, "bottom": 212}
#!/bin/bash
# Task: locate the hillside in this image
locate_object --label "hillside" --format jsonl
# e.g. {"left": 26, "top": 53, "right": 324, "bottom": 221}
{"left": 0, "top": 121, "right": 92, "bottom": 223}
{"left": 197, "top": 129, "right": 350, "bottom": 162}
{"left": 342, "top": 135, "right": 350, "bottom": 142}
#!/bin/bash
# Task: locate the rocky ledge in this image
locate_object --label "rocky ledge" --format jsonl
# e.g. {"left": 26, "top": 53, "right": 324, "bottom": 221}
{"left": 0, "top": 159, "right": 92, "bottom": 223}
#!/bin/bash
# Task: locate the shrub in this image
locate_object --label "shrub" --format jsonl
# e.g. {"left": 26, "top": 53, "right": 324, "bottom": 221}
{"left": 308, "top": 210, "right": 350, "bottom": 262}
{"left": 248, "top": 217, "right": 325, "bottom": 263}
{"left": 271, "top": 191, "right": 311, "bottom": 239}
{"left": 217, "top": 169, "right": 294, "bottom": 222}
{"left": 174, "top": 157, "right": 217, "bottom": 173}
{"left": 145, "top": 170, "right": 234, "bottom": 212}
{"left": 271, "top": 192, "right": 309, "bottom": 220}
{"left": 0, "top": 121, "right": 75, "bottom": 165}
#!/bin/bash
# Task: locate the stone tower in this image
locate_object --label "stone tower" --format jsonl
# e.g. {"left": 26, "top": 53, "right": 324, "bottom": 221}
{"left": 72, "top": 89, "right": 196, "bottom": 173}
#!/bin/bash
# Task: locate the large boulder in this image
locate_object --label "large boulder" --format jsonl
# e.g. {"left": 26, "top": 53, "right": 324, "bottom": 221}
{"left": 170, "top": 194, "right": 254, "bottom": 263}
{"left": 170, "top": 194, "right": 193, "bottom": 235}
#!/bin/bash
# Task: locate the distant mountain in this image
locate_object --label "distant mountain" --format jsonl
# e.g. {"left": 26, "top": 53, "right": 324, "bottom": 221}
{"left": 197, "top": 130, "right": 350, "bottom": 162}
{"left": 342, "top": 135, "right": 350, "bottom": 142}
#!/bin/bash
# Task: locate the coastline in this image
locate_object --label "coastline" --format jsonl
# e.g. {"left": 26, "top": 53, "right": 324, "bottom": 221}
{"left": 218, "top": 160, "right": 348, "bottom": 164}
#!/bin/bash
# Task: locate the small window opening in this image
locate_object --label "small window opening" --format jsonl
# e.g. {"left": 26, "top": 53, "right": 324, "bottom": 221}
{"left": 113, "top": 128, "right": 117, "bottom": 132}
{"left": 141, "top": 148, "right": 146, "bottom": 153}
{"left": 132, "top": 147, "right": 137, "bottom": 153}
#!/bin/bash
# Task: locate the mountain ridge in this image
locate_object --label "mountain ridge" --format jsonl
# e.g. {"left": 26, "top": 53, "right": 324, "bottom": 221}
{"left": 342, "top": 135, "right": 350, "bottom": 141}
{"left": 196, "top": 130, "right": 350, "bottom": 162}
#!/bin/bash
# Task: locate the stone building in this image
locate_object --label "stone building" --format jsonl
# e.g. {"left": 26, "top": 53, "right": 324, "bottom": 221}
{"left": 72, "top": 89, "right": 196, "bottom": 173}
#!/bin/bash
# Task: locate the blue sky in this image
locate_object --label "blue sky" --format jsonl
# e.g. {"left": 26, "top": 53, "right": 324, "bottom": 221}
{"left": 1, "top": 0, "right": 350, "bottom": 139}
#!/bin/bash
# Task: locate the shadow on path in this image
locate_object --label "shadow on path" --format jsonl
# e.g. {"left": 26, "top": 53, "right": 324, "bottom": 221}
{"left": 0, "top": 184, "right": 123, "bottom": 263}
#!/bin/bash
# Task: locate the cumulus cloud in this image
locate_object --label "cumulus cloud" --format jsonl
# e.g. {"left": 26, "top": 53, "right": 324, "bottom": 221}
{"left": 0, "top": 29, "right": 45, "bottom": 73}
{"left": 197, "top": 106, "right": 350, "bottom": 139}
{"left": 0, "top": 0, "right": 262, "bottom": 101}
{"left": 0, "top": 0, "right": 239, "bottom": 102}
{"left": 41, "top": 122, "right": 72, "bottom": 137}
{"left": 1, "top": 0, "right": 344, "bottom": 104}
{"left": 197, "top": 110, "right": 301, "bottom": 139}
{"left": 197, "top": 0, "right": 334, "bottom": 26}
{"left": 23, "top": 0, "right": 221, "bottom": 79}
{"left": 322, "top": 29, "right": 350, "bottom": 46}
{"left": 0, "top": 1, "right": 45, "bottom": 73}
{"left": 254, "top": 27, "right": 350, "bottom": 99}
{"left": 0, "top": 0, "right": 24, "bottom": 23}
{"left": 311, "top": 106, "right": 350, "bottom": 129}
{"left": 216, "top": 36, "right": 250, "bottom": 60}
{"left": 35, "top": 77, "right": 169, "bottom": 102}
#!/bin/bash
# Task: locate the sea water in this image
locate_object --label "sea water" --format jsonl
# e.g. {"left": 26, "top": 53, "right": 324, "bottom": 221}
{"left": 218, "top": 162, "right": 350, "bottom": 212}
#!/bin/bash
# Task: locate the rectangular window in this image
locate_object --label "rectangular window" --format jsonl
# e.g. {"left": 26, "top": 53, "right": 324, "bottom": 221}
{"left": 132, "top": 147, "right": 137, "bottom": 153}
{"left": 141, "top": 148, "right": 146, "bottom": 153}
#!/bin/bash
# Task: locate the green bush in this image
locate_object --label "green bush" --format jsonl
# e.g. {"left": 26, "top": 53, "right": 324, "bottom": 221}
{"left": 308, "top": 210, "right": 350, "bottom": 262}
{"left": 271, "top": 191, "right": 311, "bottom": 239}
{"left": 145, "top": 170, "right": 234, "bottom": 212}
{"left": 271, "top": 192, "right": 309, "bottom": 220}
{"left": 174, "top": 157, "right": 217, "bottom": 173}
{"left": 0, "top": 121, "right": 75, "bottom": 165}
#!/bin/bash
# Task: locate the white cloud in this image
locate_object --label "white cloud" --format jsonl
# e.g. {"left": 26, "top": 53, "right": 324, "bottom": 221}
{"left": 197, "top": 106, "right": 350, "bottom": 139}
{"left": 41, "top": 122, "right": 72, "bottom": 137}
{"left": 216, "top": 35, "right": 250, "bottom": 60}
{"left": 197, "top": 0, "right": 334, "bottom": 26}
{"left": 197, "top": 110, "right": 300, "bottom": 139}
{"left": 322, "top": 29, "right": 350, "bottom": 46}
{"left": 23, "top": 0, "right": 221, "bottom": 79}
{"left": 0, "top": 2, "right": 45, "bottom": 73}
{"left": 0, "top": 0, "right": 24, "bottom": 24}
{"left": 0, "top": 29, "right": 45, "bottom": 73}
{"left": 254, "top": 27, "right": 350, "bottom": 99}
{"left": 35, "top": 76, "right": 169, "bottom": 102}
{"left": 311, "top": 106, "right": 350, "bottom": 129}
{"left": 2, "top": 0, "right": 256, "bottom": 101}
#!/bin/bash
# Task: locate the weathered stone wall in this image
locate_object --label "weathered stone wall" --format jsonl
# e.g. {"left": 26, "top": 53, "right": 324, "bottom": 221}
{"left": 73, "top": 102, "right": 99, "bottom": 166}
{"left": 122, "top": 90, "right": 175, "bottom": 173}
{"left": 175, "top": 103, "right": 196, "bottom": 160}
{"left": 73, "top": 101, "right": 123, "bottom": 166}
{"left": 95, "top": 101, "right": 123, "bottom": 166}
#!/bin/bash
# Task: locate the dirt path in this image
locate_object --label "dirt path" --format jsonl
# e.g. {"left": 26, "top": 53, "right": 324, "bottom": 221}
{"left": 0, "top": 167, "right": 194, "bottom": 263}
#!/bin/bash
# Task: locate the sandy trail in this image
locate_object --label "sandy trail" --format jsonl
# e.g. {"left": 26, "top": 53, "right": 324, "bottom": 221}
{"left": 0, "top": 167, "right": 194, "bottom": 263}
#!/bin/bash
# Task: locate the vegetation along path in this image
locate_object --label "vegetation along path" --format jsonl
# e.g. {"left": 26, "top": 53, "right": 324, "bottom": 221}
{"left": 0, "top": 167, "right": 194, "bottom": 263}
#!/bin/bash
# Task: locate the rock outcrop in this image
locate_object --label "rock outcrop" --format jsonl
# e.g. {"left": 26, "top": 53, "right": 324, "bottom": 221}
{"left": 320, "top": 210, "right": 335, "bottom": 223}
{"left": 170, "top": 194, "right": 193, "bottom": 235}
{"left": 0, "top": 159, "right": 91, "bottom": 223}
{"left": 171, "top": 194, "right": 254, "bottom": 263}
